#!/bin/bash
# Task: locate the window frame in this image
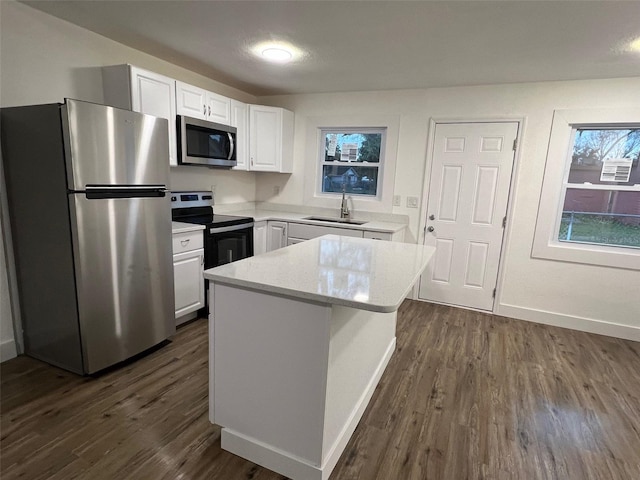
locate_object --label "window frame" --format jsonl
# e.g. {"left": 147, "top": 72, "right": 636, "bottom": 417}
{"left": 317, "top": 127, "right": 387, "bottom": 201}
{"left": 532, "top": 107, "right": 640, "bottom": 270}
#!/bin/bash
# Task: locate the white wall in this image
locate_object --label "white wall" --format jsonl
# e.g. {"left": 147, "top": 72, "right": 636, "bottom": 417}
{"left": 258, "top": 78, "right": 640, "bottom": 339}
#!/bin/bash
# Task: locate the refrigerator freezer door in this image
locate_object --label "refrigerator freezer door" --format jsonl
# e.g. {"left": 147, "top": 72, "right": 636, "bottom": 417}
{"left": 62, "top": 99, "right": 170, "bottom": 189}
{"left": 70, "top": 193, "right": 175, "bottom": 373}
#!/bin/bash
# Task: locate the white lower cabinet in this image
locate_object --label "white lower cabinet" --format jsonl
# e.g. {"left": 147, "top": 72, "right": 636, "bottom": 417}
{"left": 253, "top": 221, "right": 267, "bottom": 255}
{"left": 287, "top": 223, "right": 363, "bottom": 241}
{"left": 269, "top": 222, "right": 404, "bottom": 250}
{"left": 173, "top": 249, "right": 205, "bottom": 323}
{"left": 363, "top": 231, "right": 393, "bottom": 241}
{"left": 267, "top": 221, "right": 288, "bottom": 251}
{"left": 172, "top": 229, "right": 205, "bottom": 324}
{"left": 266, "top": 221, "right": 403, "bottom": 251}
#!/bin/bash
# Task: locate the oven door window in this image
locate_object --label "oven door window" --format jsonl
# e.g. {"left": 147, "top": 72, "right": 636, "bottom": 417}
{"left": 206, "top": 228, "right": 252, "bottom": 268}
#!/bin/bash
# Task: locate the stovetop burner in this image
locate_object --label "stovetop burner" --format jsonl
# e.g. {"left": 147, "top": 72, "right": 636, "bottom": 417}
{"left": 175, "top": 213, "right": 254, "bottom": 229}
{"left": 170, "top": 191, "right": 253, "bottom": 229}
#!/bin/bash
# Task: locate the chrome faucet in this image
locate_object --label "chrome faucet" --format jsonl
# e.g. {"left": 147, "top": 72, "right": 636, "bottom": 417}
{"left": 340, "top": 184, "right": 350, "bottom": 220}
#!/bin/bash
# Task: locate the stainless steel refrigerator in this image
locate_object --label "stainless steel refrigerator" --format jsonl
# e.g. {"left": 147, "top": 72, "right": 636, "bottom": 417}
{"left": 1, "top": 99, "right": 175, "bottom": 374}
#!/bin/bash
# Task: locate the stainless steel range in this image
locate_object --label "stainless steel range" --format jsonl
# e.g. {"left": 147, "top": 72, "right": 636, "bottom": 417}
{"left": 171, "top": 191, "right": 254, "bottom": 270}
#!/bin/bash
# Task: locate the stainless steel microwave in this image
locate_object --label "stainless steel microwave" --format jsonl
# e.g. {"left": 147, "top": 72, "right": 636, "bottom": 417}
{"left": 177, "top": 115, "right": 237, "bottom": 167}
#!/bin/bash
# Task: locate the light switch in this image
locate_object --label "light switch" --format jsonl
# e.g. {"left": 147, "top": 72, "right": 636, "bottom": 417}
{"left": 407, "top": 196, "right": 419, "bottom": 208}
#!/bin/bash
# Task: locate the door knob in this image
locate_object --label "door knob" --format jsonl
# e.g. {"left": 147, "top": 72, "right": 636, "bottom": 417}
{"left": 429, "top": 214, "right": 435, "bottom": 220}
{"left": 427, "top": 226, "right": 434, "bottom": 232}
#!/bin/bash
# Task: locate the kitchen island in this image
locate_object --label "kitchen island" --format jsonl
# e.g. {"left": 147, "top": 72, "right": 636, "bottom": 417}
{"left": 204, "top": 235, "right": 435, "bottom": 480}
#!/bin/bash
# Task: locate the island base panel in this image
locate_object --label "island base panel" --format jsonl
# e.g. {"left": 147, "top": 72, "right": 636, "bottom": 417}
{"left": 210, "top": 283, "right": 397, "bottom": 480}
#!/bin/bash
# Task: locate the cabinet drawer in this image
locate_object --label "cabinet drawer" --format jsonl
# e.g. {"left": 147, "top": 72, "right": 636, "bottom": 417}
{"left": 288, "top": 223, "right": 364, "bottom": 240}
{"left": 172, "top": 231, "right": 204, "bottom": 253}
{"left": 363, "top": 231, "right": 392, "bottom": 241}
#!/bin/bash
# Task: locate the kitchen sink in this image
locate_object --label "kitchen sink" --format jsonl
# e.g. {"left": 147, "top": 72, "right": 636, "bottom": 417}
{"left": 304, "top": 216, "right": 368, "bottom": 225}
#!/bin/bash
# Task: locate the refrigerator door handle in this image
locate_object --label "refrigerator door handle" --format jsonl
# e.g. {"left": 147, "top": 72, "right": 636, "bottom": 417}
{"left": 84, "top": 185, "right": 170, "bottom": 199}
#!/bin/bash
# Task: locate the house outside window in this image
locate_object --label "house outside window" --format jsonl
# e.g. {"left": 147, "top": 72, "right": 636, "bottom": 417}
{"left": 319, "top": 128, "right": 386, "bottom": 198}
{"left": 559, "top": 128, "right": 640, "bottom": 249}
{"left": 532, "top": 108, "right": 640, "bottom": 270}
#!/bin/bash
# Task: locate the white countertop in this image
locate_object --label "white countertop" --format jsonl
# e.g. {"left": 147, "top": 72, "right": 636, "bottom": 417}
{"left": 204, "top": 234, "right": 435, "bottom": 313}
{"left": 219, "top": 208, "right": 406, "bottom": 234}
{"left": 172, "top": 221, "right": 205, "bottom": 234}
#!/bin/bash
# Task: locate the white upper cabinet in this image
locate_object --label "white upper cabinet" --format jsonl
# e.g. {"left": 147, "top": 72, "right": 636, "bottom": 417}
{"left": 176, "top": 81, "right": 231, "bottom": 124}
{"left": 103, "top": 66, "right": 293, "bottom": 172}
{"left": 206, "top": 91, "right": 231, "bottom": 124}
{"left": 103, "top": 65, "right": 178, "bottom": 166}
{"left": 230, "top": 99, "right": 249, "bottom": 171}
{"left": 175, "top": 81, "right": 207, "bottom": 120}
{"left": 249, "top": 105, "right": 294, "bottom": 173}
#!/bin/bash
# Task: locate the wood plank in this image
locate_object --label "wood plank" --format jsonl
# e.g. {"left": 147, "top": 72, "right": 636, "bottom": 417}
{"left": 1, "top": 301, "right": 639, "bottom": 479}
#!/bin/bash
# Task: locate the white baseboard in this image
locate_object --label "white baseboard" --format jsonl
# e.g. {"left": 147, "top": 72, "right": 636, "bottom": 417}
{"left": 496, "top": 303, "right": 640, "bottom": 342}
{"left": 1, "top": 338, "right": 17, "bottom": 362}
{"left": 222, "top": 429, "right": 322, "bottom": 480}
{"left": 221, "top": 337, "right": 397, "bottom": 480}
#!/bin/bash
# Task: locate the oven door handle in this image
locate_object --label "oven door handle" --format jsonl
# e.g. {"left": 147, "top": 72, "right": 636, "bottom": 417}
{"left": 209, "top": 222, "right": 254, "bottom": 234}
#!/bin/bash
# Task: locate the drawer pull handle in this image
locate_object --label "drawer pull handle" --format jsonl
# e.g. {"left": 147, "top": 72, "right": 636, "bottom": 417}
{"left": 180, "top": 239, "right": 190, "bottom": 246}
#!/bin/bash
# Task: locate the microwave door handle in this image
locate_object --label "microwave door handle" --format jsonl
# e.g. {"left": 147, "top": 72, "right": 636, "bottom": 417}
{"left": 227, "top": 132, "right": 235, "bottom": 160}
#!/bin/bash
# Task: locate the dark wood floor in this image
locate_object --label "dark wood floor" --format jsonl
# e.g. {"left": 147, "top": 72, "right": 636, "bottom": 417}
{"left": 2, "top": 301, "right": 639, "bottom": 480}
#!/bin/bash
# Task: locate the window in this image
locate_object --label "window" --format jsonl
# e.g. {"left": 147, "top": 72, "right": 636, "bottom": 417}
{"left": 559, "top": 128, "right": 640, "bottom": 248}
{"left": 532, "top": 108, "right": 640, "bottom": 270}
{"left": 319, "top": 128, "right": 386, "bottom": 198}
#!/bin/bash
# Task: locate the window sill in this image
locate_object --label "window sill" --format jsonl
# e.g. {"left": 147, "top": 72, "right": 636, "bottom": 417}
{"left": 532, "top": 239, "right": 640, "bottom": 270}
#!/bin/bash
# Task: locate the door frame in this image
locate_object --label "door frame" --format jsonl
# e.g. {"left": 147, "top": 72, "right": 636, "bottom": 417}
{"left": 413, "top": 116, "right": 527, "bottom": 313}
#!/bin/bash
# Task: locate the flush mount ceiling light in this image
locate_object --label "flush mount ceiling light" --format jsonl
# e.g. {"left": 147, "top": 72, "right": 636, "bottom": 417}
{"left": 630, "top": 37, "right": 640, "bottom": 52}
{"left": 262, "top": 47, "right": 292, "bottom": 62}
{"left": 251, "top": 41, "right": 302, "bottom": 64}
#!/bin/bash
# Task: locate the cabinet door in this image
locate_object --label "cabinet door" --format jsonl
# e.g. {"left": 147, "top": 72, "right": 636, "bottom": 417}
{"left": 176, "top": 81, "right": 207, "bottom": 120}
{"left": 267, "top": 221, "right": 288, "bottom": 251}
{"left": 173, "top": 249, "right": 205, "bottom": 319}
{"left": 253, "top": 221, "right": 267, "bottom": 255}
{"left": 130, "top": 67, "right": 178, "bottom": 166}
{"left": 230, "top": 99, "right": 248, "bottom": 171}
{"left": 206, "top": 92, "right": 231, "bottom": 124}
{"left": 249, "top": 105, "right": 281, "bottom": 172}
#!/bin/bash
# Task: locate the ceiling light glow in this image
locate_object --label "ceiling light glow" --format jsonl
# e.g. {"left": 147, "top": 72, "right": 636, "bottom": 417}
{"left": 630, "top": 37, "right": 640, "bottom": 52}
{"left": 251, "top": 41, "right": 302, "bottom": 64}
{"left": 262, "top": 47, "right": 293, "bottom": 62}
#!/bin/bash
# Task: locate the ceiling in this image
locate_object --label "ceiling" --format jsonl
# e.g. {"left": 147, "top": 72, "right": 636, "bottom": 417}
{"left": 23, "top": 0, "right": 640, "bottom": 96}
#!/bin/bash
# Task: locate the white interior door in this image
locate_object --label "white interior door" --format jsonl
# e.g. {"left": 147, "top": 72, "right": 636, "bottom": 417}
{"left": 419, "top": 122, "right": 518, "bottom": 311}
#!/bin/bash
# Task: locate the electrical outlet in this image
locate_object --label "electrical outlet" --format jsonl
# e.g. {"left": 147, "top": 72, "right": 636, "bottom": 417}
{"left": 393, "top": 195, "right": 401, "bottom": 207}
{"left": 273, "top": 185, "right": 281, "bottom": 195}
{"left": 407, "top": 196, "right": 419, "bottom": 208}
